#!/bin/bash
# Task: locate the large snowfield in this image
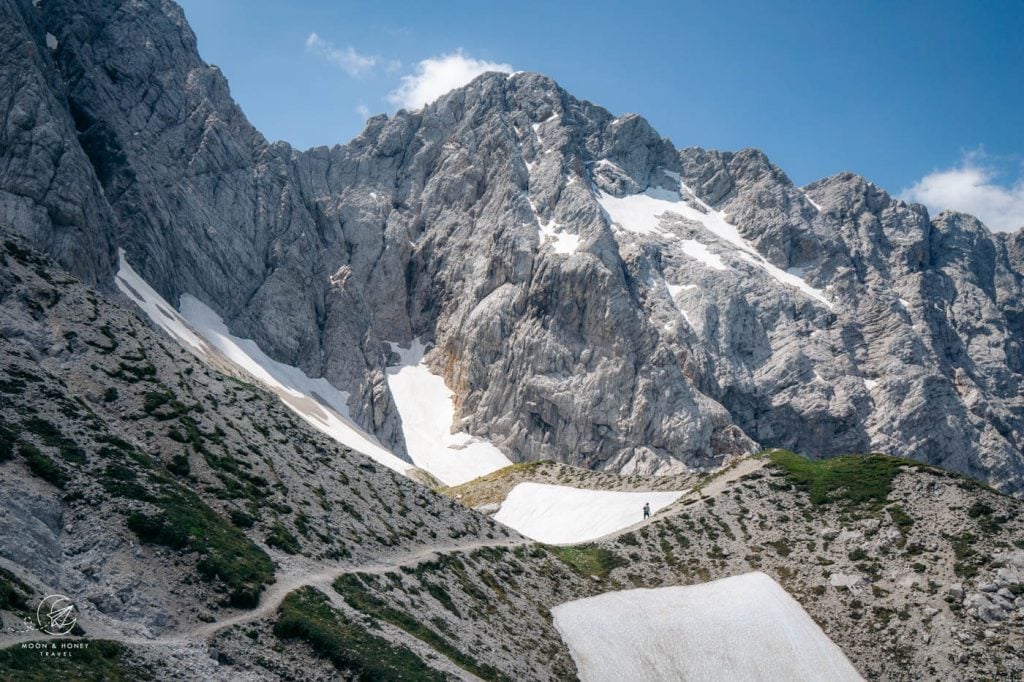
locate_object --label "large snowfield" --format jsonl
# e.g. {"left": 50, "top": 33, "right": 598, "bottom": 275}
{"left": 117, "top": 255, "right": 683, "bottom": 536}
{"left": 597, "top": 176, "right": 833, "bottom": 309}
{"left": 386, "top": 341, "right": 513, "bottom": 486}
{"left": 492, "top": 482, "right": 683, "bottom": 544}
{"left": 551, "top": 572, "right": 863, "bottom": 682}
{"left": 116, "top": 254, "right": 513, "bottom": 486}
{"left": 116, "top": 254, "right": 412, "bottom": 476}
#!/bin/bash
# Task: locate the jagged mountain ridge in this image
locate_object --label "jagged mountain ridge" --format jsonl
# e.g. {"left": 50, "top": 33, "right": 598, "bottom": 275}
{"left": 2, "top": 0, "right": 1023, "bottom": 491}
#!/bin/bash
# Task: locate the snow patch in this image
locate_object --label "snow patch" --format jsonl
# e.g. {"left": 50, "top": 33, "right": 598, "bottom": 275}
{"left": 680, "top": 240, "right": 727, "bottom": 271}
{"left": 531, "top": 199, "right": 580, "bottom": 255}
{"left": 492, "top": 482, "right": 682, "bottom": 544}
{"left": 802, "top": 190, "right": 823, "bottom": 212}
{"left": 532, "top": 113, "right": 559, "bottom": 146}
{"left": 597, "top": 189, "right": 671, "bottom": 236}
{"left": 115, "top": 250, "right": 411, "bottom": 476}
{"left": 552, "top": 572, "right": 862, "bottom": 682}
{"left": 863, "top": 378, "right": 878, "bottom": 391}
{"left": 115, "top": 250, "right": 207, "bottom": 354}
{"left": 45, "top": 33, "right": 58, "bottom": 50}
{"left": 386, "top": 340, "right": 512, "bottom": 486}
{"left": 666, "top": 283, "right": 699, "bottom": 327}
{"left": 537, "top": 220, "right": 580, "bottom": 255}
{"left": 737, "top": 253, "right": 831, "bottom": 308}
{"left": 666, "top": 283, "right": 697, "bottom": 297}
{"left": 597, "top": 185, "right": 833, "bottom": 308}
{"left": 595, "top": 158, "right": 626, "bottom": 176}
{"left": 178, "top": 297, "right": 411, "bottom": 476}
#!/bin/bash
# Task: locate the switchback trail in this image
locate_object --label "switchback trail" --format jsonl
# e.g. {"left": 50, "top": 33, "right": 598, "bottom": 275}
{"left": 0, "top": 458, "right": 765, "bottom": 650}
{"left": 0, "top": 537, "right": 533, "bottom": 650}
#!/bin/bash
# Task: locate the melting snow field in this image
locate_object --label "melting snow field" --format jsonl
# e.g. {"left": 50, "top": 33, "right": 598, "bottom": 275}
{"left": 598, "top": 179, "right": 833, "bottom": 309}
{"left": 118, "top": 253, "right": 514, "bottom": 486}
{"left": 386, "top": 341, "right": 513, "bottom": 486}
{"left": 552, "top": 572, "right": 863, "bottom": 682}
{"left": 115, "top": 251, "right": 209, "bottom": 354}
{"left": 679, "top": 239, "right": 728, "bottom": 271}
{"left": 492, "top": 482, "right": 682, "bottom": 544}
{"left": 530, "top": 197, "right": 580, "bottom": 255}
{"left": 801, "top": 189, "right": 824, "bottom": 212}
{"left": 116, "top": 253, "right": 412, "bottom": 476}
{"left": 538, "top": 219, "right": 581, "bottom": 254}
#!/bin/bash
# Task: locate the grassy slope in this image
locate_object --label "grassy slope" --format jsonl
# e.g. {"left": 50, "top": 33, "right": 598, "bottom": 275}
{"left": 274, "top": 587, "right": 447, "bottom": 681}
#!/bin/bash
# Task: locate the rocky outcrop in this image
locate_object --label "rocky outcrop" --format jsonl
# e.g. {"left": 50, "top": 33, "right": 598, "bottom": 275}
{"left": 2, "top": 0, "right": 1023, "bottom": 490}
{"left": 960, "top": 551, "right": 1024, "bottom": 624}
{"left": 0, "top": 0, "right": 117, "bottom": 283}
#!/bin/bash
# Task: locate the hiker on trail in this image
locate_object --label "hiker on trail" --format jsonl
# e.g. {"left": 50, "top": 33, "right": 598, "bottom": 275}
{"left": 643, "top": 502, "right": 651, "bottom": 519}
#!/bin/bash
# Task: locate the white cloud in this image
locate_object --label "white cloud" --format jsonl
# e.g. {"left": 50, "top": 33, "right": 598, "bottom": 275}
{"left": 305, "top": 32, "right": 377, "bottom": 77}
{"left": 355, "top": 104, "right": 371, "bottom": 120}
{"left": 900, "top": 152, "right": 1024, "bottom": 232}
{"left": 387, "top": 49, "right": 513, "bottom": 110}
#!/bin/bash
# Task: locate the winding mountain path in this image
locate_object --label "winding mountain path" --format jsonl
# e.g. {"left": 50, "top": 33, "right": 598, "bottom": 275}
{"left": 0, "top": 537, "right": 532, "bottom": 652}
{"left": 0, "top": 458, "right": 765, "bottom": 652}
{"left": 169, "top": 538, "right": 532, "bottom": 645}
{"left": 582, "top": 457, "right": 767, "bottom": 545}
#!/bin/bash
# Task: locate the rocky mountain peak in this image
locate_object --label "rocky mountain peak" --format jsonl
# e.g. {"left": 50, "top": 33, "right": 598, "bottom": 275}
{"left": 1, "top": 0, "right": 1022, "bottom": 493}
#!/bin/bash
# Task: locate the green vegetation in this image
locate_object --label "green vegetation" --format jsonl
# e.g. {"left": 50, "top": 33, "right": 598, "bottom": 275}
{"left": 968, "top": 501, "right": 994, "bottom": 518}
{"left": 201, "top": 447, "right": 272, "bottom": 506}
{"left": 228, "top": 508, "right": 255, "bottom": 528}
{"left": 0, "top": 640, "right": 138, "bottom": 681}
{"left": 0, "top": 568, "right": 31, "bottom": 618}
{"left": 127, "top": 487, "right": 274, "bottom": 607}
{"left": 22, "top": 417, "right": 86, "bottom": 464}
{"left": 848, "top": 547, "right": 869, "bottom": 562}
{"left": 967, "top": 500, "right": 1007, "bottom": 535}
{"left": 275, "top": 587, "right": 445, "bottom": 681}
{"left": 334, "top": 574, "right": 509, "bottom": 681}
{"left": 765, "top": 539, "right": 793, "bottom": 557}
{"left": 767, "top": 450, "right": 919, "bottom": 506}
{"left": 142, "top": 391, "right": 180, "bottom": 417}
{"left": 887, "top": 505, "right": 914, "bottom": 530}
{"left": 0, "top": 419, "right": 17, "bottom": 462}
{"left": 547, "top": 544, "right": 625, "bottom": 579}
{"left": 265, "top": 523, "right": 300, "bottom": 555}
{"left": 167, "top": 453, "right": 190, "bottom": 477}
{"left": 105, "top": 361, "right": 157, "bottom": 383}
{"left": 439, "top": 460, "right": 553, "bottom": 504}
{"left": 449, "top": 460, "right": 550, "bottom": 489}
{"left": 20, "top": 443, "right": 68, "bottom": 488}
{"left": 944, "top": 531, "right": 983, "bottom": 579}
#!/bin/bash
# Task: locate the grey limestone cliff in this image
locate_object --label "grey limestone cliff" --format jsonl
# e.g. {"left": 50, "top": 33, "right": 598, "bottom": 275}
{"left": 2, "top": 0, "right": 1023, "bottom": 492}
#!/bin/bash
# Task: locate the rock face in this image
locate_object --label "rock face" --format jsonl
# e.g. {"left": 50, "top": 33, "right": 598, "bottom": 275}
{"left": 0, "top": 236, "right": 510, "bottom": 638}
{"left": 3, "top": 0, "right": 1023, "bottom": 490}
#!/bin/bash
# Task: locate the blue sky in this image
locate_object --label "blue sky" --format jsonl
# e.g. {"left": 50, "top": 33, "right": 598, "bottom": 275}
{"left": 177, "top": 0, "right": 1024, "bottom": 230}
